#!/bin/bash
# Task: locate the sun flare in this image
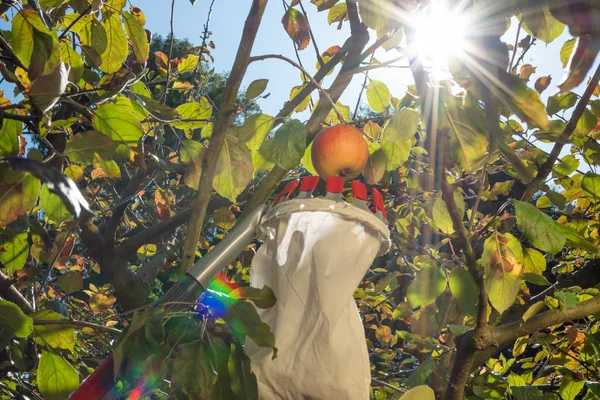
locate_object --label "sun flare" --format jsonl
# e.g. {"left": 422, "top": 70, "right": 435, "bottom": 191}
{"left": 413, "top": 2, "right": 469, "bottom": 70}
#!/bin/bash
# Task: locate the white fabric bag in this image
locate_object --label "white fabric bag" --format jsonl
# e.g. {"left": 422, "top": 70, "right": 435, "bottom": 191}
{"left": 245, "top": 198, "right": 390, "bottom": 400}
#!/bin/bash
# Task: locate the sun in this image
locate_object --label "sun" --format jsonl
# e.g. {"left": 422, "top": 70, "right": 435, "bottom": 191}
{"left": 413, "top": 2, "right": 468, "bottom": 70}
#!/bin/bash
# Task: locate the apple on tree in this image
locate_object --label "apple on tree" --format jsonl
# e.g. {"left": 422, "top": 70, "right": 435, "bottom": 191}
{"left": 311, "top": 125, "right": 369, "bottom": 180}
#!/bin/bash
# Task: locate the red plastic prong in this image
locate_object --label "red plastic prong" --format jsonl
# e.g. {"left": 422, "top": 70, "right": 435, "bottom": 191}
{"left": 351, "top": 181, "right": 368, "bottom": 201}
{"left": 371, "top": 188, "right": 387, "bottom": 219}
{"left": 273, "top": 179, "right": 299, "bottom": 205}
{"left": 326, "top": 176, "right": 344, "bottom": 194}
{"left": 299, "top": 176, "right": 319, "bottom": 193}
{"left": 285, "top": 179, "right": 300, "bottom": 201}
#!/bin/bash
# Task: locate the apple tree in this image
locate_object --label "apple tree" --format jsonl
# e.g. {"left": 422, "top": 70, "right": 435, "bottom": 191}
{"left": 0, "top": 0, "right": 600, "bottom": 399}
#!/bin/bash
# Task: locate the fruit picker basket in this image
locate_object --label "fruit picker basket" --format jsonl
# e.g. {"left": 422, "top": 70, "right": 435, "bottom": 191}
{"left": 69, "top": 175, "right": 390, "bottom": 400}
{"left": 243, "top": 175, "right": 391, "bottom": 399}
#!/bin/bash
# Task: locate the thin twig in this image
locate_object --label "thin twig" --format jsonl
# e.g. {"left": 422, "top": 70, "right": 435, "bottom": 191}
{"left": 58, "top": 5, "right": 92, "bottom": 40}
{"left": 34, "top": 319, "right": 122, "bottom": 334}
{"left": 163, "top": 0, "right": 176, "bottom": 103}
{"left": 507, "top": 20, "right": 522, "bottom": 73}
{"left": 353, "top": 52, "right": 374, "bottom": 120}
{"left": 0, "top": 33, "right": 27, "bottom": 70}
{"left": 522, "top": 63, "right": 600, "bottom": 202}
{"left": 249, "top": 54, "right": 346, "bottom": 123}
{"left": 193, "top": 0, "right": 216, "bottom": 83}
{"left": 371, "top": 378, "right": 407, "bottom": 394}
{"left": 296, "top": 0, "right": 324, "bottom": 66}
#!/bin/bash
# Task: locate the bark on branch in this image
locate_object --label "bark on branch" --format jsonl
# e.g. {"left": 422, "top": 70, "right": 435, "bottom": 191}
{"left": 180, "top": 0, "right": 268, "bottom": 272}
{"left": 522, "top": 63, "right": 600, "bottom": 202}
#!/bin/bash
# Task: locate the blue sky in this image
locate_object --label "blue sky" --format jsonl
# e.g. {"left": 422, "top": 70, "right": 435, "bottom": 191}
{"left": 139, "top": 0, "right": 597, "bottom": 116}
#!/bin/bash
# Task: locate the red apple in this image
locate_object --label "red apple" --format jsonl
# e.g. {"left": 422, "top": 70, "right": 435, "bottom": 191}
{"left": 311, "top": 125, "right": 369, "bottom": 180}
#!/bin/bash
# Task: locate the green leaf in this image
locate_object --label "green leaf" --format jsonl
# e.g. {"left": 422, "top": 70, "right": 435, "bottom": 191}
{"left": 224, "top": 301, "right": 276, "bottom": 355}
{"left": 559, "top": 373, "right": 585, "bottom": 400}
{"left": 301, "top": 142, "right": 317, "bottom": 175}
{"left": 406, "top": 359, "right": 434, "bottom": 389}
{"left": 213, "top": 134, "right": 253, "bottom": 202}
{"left": 0, "top": 117, "right": 21, "bottom": 157}
{"left": 0, "top": 299, "right": 33, "bottom": 338}
{"left": 557, "top": 224, "right": 600, "bottom": 256}
{"left": 363, "top": 142, "right": 386, "bottom": 184}
{"left": 11, "top": 9, "right": 55, "bottom": 71}
{"left": 100, "top": 13, "right": 128, "bottom": 73}
{"left": 327, "top": 2, "right": 347, "bottom": 25}
{"left": 172, "top": 99, "right": 212, "bottom": 130}
{"left": 512, "top": 386, "right": 548, "bottom": 399}
{"left": 258, "top": 119, "right": 306, "bottom": 169}
{"left": 40, "top": 184, "right": 73, "bottom": 225}
{"left": 240, "top": 114, "right": 275, "bottom": 152}
{"left": 246, "top": 79, "right": 268, "bottom": 100}
{"left": 514, "top": 201, "right": 565, "bottom": 254}
{"left": 0, "top": 230, "right": 28, "bottom": 272}
{"left": 381, "top": 139, "right": 411, "bottom": 171}
{"left": 31, "top": 310, "right": 75, "bottom": 350}
{"left": 93, "top": 104, "right": 144, "bottom": 147}
{"left": 399, "top": 385, "right": 435, "bottom": 400}
{"left": 406, "top": 267, "right": 446, "bottom": 308}
{"left": 289, "top": 85, "right": 311, "bottom": 113}
{"left": 123, "top": 11, "right": 149, "bottom": 63}
{"left": 0, "top": 170, "right": 40, "bottom": 227}
{"left": 522, "top": 272, "right": 552, "bottom": 286}
{"left": 520, "top": 7, "right": 565, "bottom": 44}
{"left": 581, "top": 173, "right": 600, "bottom": 203}
{"left": 523, "top": 248, "right": 546, "bottom": 275}
{"left": 38, "top": 351, "right": 79, "bottom": 400}
{"left": 57, "top": 271, "right": 83, "bottom": 294}
{"left": 177, "top": 54, "right": 199, "bottom": 73}
{"left": 366, "top": 80, "right": 391, "bottom": 113}
{"left": 78, "top": 17, "right": 107, "bottom": 68}
{"left": 449, "top": 267, "right": 479, "bottom": 316}
{"left": 559, "top": 38, "right": 576, "bottom": 70}
{"left": 64, "top": 130, "right": 120, "bottom": 164}
{"left": 490, "top": 180, "right": 514, "bottom": 200}
{"left": 498, "top": 71, "right": 550, "bottom": 130}
{"left": 228, "top": 342, "right": 259, "bottom": 400}
{"left": 230, "top": 286, "right": 276, "bottom": 309}
{"left": 555, "top": 291, "right": 579, "bottom": 309}
{"left": 382, "top": 28, "right": 404, "bottom": 51}
{"left": 171, "top": 341, "right": 217, "bottom": 398}
{"left": 482, "top": 232, "right": 523, "bottom": 314}
{"left": 547, "top": 92, "right": 577, "bottom": 116}
{"left": 129, "top": 93, "right": 180, "bottom": 122}
{"left": 59, "top": 42, "right": 84, "bottom": 83}
{"left": 553, "top": 154, "right": 579, "bottom": 178}
{"left": 431, "top": 192, "right": 465, "bottom": 235}
{"left": 573, "top": 109, "right": 597, "bottom": 137}
{"left": 443, "top": 104, "right": 488, "bottom": 172}
{"left": 382, "top": 108, "right": 420, "bottom": 143}
{"left": 522, "top": 301, "right": 546, "bottom": 322}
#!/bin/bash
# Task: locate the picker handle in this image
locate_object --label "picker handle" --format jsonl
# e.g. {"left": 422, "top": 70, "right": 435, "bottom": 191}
{"left": 186, "top": 205, "right": 269, "bottom": 287}
{"left": 68, "top": 205, "right": 269, "bottom": 400}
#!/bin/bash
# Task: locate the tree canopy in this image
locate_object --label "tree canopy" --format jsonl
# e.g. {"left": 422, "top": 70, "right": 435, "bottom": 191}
{"left": 0, "top": 0, "right": 600, "bottom": 399}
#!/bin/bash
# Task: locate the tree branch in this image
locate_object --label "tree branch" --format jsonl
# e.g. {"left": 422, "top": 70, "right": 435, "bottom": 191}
{"left": 0, "top": 33, "right": 27, "bottom": 70}
{"left": 490, "top": 295, "right": 600, "bottom": 350}
{"left": 103, "top": 172, "right": 149, "bottom": 243}
{"left": 249, "top": 54, "right": 345, "bottom": 123}
{"left": 34, "top": 319, "right": 122, "bottom": 334}
{"left": 180, "top": 0, "right": 268, "bottom": 272}
{"left": 522, "top": 63, "right": 600, "bottom": 202}
{"left": 119, "top": 209, "right": 191, "bottom": 256}
{"left": 240, "top": 1, "right": 368, "bottom": 217}
{"left": 0, "top": 271, "right": 33, "bottom": 314}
